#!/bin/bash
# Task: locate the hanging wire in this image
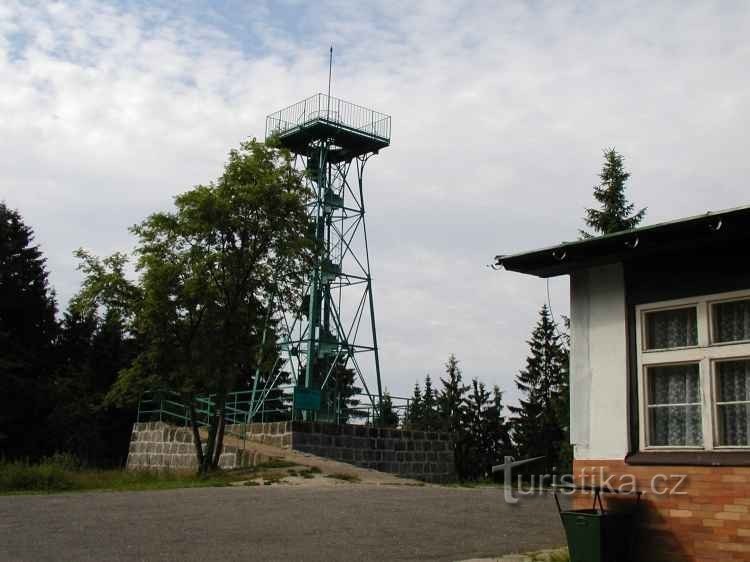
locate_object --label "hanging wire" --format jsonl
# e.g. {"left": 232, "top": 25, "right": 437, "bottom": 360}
{"left": 546, "top": 277, "right": 567, "bottom": 342}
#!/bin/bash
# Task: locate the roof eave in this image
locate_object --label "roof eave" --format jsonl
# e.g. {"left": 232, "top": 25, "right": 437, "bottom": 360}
{"left": 495, "top": 204, "right": 750, "bottom": 278}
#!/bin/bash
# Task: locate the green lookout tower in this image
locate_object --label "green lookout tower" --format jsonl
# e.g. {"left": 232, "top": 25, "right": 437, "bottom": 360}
{"left": 265, "top": 93, "right": 391, "bottom": 421}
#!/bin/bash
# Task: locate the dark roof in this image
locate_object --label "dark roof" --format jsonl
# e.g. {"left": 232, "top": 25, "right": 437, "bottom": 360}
{"left": 495, "top": 204, "right": 750, "bottom": 278}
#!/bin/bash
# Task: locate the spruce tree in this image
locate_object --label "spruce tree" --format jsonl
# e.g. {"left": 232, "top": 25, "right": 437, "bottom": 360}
{"left": 50, "top": 308, "right": 136, "bottom": 466}
{"left": 508, "top": 305, "right": 568, "bottom": 474}
{"left": 438, "top": 354, "right": 467, "bottom": 435}
{"left": 0, "top": 203, "right": 58, "bottom": 458}
{"left": 463, "top": 380, "right": 513, "bottom": 480}
{"left": 406, "top": 382, "right": 423, "bottom": 429}
{"left": 485, "top": 386, "right": 512, "bottom": 474}
{"left": 581, "top": 148, "right": 646, "bottom": 238}
{"left": 464, "top": 378, "right": 492, "bottom": 479}
{"left": 313, "top": 358, "right": 362, "bottom": 424}
{"left": 377, "top": 391, "right": 400, "bottom": 428}
{"left": 421, "top": 374, "right": 439, "bottom": 431}
{"left": 438, "top": 355, "right": 469, "bottom": 478}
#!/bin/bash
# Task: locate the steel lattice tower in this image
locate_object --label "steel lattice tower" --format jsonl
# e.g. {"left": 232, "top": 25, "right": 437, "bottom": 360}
{"left": 264, "top": 93, "right": 391, "bottom": 420}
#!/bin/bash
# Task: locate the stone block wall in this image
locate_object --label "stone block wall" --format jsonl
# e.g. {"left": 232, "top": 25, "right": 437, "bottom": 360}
{"left": 288, "top": 421, "right": 455, "bottom": 483}
{"left": 229, "top": 421, "right": 293, "bottom": 449}
{"left": 127, "top": 422, "right": 246, "bottom": 471}
{"left": 127, "top": 420, "right": 455, "bottom": 482}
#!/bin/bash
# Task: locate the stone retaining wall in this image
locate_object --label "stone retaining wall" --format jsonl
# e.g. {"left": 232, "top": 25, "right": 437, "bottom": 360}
{"left": 126, "top": 422, "right": 246, "bottom": 471}
{"left": 127, "top": 420, "right": 455, "bottom": 482}
{"left": 289, "top": 421, "right": 456, "bottom": 483}
{"left": 235, "top": 420, "right": 455, "bottom": 482}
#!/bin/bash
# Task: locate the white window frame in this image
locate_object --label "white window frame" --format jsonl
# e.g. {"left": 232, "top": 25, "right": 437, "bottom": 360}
{"left": 636, "top": 289, "right": 750, "bottom": 452}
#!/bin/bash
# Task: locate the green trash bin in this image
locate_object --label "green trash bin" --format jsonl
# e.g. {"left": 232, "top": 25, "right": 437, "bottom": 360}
{"left": 554, "top": 485, "right": 641, "bottom": 562}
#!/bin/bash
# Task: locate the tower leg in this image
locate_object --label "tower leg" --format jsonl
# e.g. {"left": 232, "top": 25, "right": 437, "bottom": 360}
{"left": 358, "top": 157, "right": 384, "bottom": 417}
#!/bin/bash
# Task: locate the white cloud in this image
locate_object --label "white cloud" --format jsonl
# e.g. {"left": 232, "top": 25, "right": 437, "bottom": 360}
{"left": 1, "top": 1, "right": 749, "bottom": 402}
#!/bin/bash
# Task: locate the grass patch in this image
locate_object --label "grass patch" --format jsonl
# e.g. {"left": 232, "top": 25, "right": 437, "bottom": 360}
{"left": 0, "top": 459, "right": 76, "bottom": 493}
{"left": 292, "top": 466, "right": 321, "bottom": 479}
{"left": 528, "top": 549, "right": 569, "bottom": 562}
{"left": 0, "top": 458, "right": 238, "bottom": 495}
{"left": 325, "top": 473, "right": 360, "bottom": 483}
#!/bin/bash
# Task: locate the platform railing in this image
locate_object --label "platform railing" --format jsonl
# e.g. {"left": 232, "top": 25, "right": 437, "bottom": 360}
{"left": 136, "top": 388, "right": 411, "bottom": 430}
{"left": 266, "top": 93, "right": 391, "bottom": 142}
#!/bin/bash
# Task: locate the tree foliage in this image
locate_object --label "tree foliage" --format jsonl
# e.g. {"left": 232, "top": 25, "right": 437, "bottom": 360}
{"left": 376, "top": 391, "right": 400, "bottom": 428}
{"left": 508, "top": 305, "right": 570, "bottom": 475}
{"left": 77, "top": 140, "right": 313, "bottom": 474}
{"left": 317, "top": 359, "right": 363, "bottom": 424}
{"left": 437, "top": 355, "right": 467, "bottom": 435}
{"left": 463, "top": 380, "right": 512, "bottom": 479}
{"left": 49, "top": 306, "right": 136, "bottom": 466}
{"left": 406, "top": 356, "right": 514, "bottom": 481}
{"left": 581, "top": 148, "right": 646, "bottom": 238}
{"left": 421, "top": 374, "right": 440, "bottom": 431}
{"left": 405, "top": 382, "right": 423, "bottom": 429}
{"left": 0, "top": 203, "right": 59, "bottom": 457}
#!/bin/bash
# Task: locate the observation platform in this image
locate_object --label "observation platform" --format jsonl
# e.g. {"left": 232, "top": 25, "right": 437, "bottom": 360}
{"left": 266, "top": 93, "right": 391, "bottom": 160}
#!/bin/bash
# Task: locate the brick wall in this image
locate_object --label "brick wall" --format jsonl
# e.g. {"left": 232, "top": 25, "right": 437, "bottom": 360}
{"left": 573, "top": 459, "right": 750, "bottom": 562}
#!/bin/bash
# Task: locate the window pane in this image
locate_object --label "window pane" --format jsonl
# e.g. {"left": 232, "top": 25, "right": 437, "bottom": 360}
{"left": 648, "top": 364, "right": 701, "bottom": 405}
{"left": 713, "top": 299, "right": 750, "bottom": 343}
{"left": 717, "top": 359, "right": 750, "bottom": 403}
{"left": 649, "top": 405, "right": 703, "bottom": 446}
{"left": 715, "top": 360, "right": 750, "bottom": 446}
{"left": 647, "top": 364, "right": 702, "bottom": 447}
{"left": 645, "top": 307, "right": 698, "bottom": 349}
{"left": 717, "top": 404, "right": 750, "bottom": 446}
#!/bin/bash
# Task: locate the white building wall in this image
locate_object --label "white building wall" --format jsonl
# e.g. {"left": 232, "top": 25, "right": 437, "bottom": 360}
{"left": 570, "top": 263, "right": 629, "bottom": 460}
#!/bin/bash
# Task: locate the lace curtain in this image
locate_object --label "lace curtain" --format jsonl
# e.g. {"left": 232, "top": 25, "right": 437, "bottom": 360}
{"left": 717, "top": 359, "right": 750, "bottom": 446}
{"left": 646, "top": 308, "right": 698, "bottom": 349}
{"left": 713, "top": 299, "right": 750, "bottom": 343}
{"left": 648, "top": 364, "right": 703, "bottom": 446}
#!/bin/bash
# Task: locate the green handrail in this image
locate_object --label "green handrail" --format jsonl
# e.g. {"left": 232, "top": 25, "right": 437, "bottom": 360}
{"left": 137, "top": 388, "right": 411, "bottom": 430}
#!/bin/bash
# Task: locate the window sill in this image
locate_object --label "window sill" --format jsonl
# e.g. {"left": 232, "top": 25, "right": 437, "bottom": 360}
{"left": 626, "top": 450, "right": 750, "bottom": 467}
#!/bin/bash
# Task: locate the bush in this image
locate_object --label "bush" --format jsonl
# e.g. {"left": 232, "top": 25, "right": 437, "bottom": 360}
{"left": 43, "top": 452, "right": 82, "bottom": 471}
{"left": 0, "top": 460, "right": 76, "bottom": 492}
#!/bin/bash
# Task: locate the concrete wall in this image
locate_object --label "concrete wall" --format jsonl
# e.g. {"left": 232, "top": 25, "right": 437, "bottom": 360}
{"left": 126, "top": 422, "right": 247, "bottom": 471}
{"left": 570, "top": 263, "right": 629, "bottom": 460}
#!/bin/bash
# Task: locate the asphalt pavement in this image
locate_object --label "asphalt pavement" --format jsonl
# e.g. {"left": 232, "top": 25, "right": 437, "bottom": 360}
{"left": 0, "top": 484, "right": 566, "bottom": 561}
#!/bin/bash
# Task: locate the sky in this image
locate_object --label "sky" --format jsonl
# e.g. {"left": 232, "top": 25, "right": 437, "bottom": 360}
{"left": 2, "top": 1, "right": 749, "bottom": 404}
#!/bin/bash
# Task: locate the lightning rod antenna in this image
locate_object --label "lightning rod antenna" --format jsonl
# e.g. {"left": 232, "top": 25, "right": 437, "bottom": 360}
{"left": 327, "top": 46, "right": 333, "bottom": 118}
{"left": 328, "top": 46, "right": 333, "bottom": 97}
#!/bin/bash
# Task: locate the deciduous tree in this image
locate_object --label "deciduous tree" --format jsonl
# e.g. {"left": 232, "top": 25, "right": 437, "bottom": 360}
{"left": 93, "top": 140, "right": 311, "bottom": 474}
